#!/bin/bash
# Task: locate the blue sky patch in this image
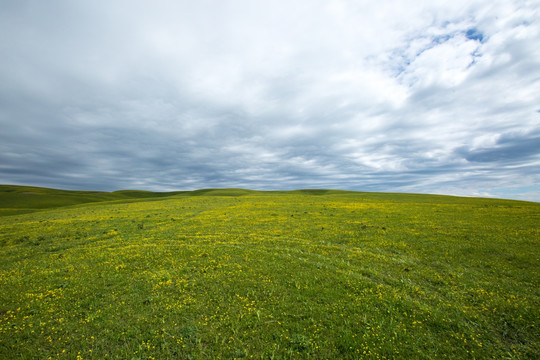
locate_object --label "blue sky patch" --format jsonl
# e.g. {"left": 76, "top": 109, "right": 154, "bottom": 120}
{"left": 465, "top": 28, "right": 484, "bottom": 42}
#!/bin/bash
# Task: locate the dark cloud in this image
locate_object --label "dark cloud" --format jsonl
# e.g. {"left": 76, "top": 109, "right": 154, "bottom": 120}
{"left": 459, "top": 133, "right": 540, "bottom": 163}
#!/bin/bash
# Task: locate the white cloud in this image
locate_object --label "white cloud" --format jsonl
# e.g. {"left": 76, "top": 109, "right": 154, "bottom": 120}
{"left": 399, "top": 35, "right": 479, "bottom": 88}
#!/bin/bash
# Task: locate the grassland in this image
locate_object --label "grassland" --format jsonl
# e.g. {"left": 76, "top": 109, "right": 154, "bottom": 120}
{"left": 0, "top": 186, "right": 538, "bottom": 359}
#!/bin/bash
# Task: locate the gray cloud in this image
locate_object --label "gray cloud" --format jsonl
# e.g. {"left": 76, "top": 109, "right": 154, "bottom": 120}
{"left": 459, "top": 132, "right": 540, "bottom": 163}
{"left": 1, "top": 0, "right": 539, "bottom": 201}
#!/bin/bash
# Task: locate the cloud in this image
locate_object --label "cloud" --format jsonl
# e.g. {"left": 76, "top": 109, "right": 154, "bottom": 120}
{"left": 467, "top": 139, "right": 539, "bottom": 164}
{"left": 0, "top": 0, "right": 539, "bottom": 201}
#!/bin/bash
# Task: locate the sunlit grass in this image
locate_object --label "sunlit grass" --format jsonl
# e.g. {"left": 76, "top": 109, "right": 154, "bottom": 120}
{"left": 0, "top": 189, "right": 538, "bottom": 359}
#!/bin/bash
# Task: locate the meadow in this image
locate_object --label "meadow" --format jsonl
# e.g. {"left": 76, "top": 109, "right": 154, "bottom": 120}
{"left": 0, "top": 185, "right": 538, "bottom": 359}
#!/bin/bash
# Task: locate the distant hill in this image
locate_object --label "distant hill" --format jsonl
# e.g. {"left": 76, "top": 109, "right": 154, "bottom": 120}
{"left": 0, "top": 184, "right": 530, "bottom": 217}
{"left": 0, "top": 185, "right": 184, "bottom": 216}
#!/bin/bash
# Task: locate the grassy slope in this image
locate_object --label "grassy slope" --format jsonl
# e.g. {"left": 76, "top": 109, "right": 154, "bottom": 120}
{"left": 0, "top": 185, "right": 182, "bottom": 216}
{"left": 0, "top": 186, "right": 349, "bottom": 217}
{"left": 0, "top": 187, "right": 538, "bottom": 359}
{"left": 0, "top": 185, "right": 254, "bottom": 216}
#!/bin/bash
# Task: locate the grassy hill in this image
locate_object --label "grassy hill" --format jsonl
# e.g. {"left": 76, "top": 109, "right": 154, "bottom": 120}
{"left": 0, "top": 185, "right": 270, "bottom": 217}
{"left": 0, "top": 185, "right": 188, "bottom": 217}
{"left": 0, "top": 186, "right": 538, "bottom": 359}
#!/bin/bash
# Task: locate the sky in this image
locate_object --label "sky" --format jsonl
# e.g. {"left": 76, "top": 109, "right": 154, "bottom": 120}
{"left": 1, "top": 0, "right": 539, "bottom": 201}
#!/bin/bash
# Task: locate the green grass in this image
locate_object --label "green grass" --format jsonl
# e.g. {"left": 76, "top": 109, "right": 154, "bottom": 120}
{"left": 0, "top": 185, "right": 186, "bottom": 216}
{"left": 0, "top": 186, "right": 538, "bottom": 359}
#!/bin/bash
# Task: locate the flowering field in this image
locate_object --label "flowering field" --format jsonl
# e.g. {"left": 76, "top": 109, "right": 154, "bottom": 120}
{"left": 0, "top": 187, "right": 538, "bottom": 359}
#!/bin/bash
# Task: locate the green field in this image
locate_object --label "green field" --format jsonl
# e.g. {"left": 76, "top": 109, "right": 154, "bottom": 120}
{"left": 0, "top": 185, "right": 538, "bottom": 359}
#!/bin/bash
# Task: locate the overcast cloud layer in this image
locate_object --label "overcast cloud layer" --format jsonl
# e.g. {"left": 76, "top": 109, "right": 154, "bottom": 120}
{"left": 1, "top": 0, "right": 539, "bottom": 201}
